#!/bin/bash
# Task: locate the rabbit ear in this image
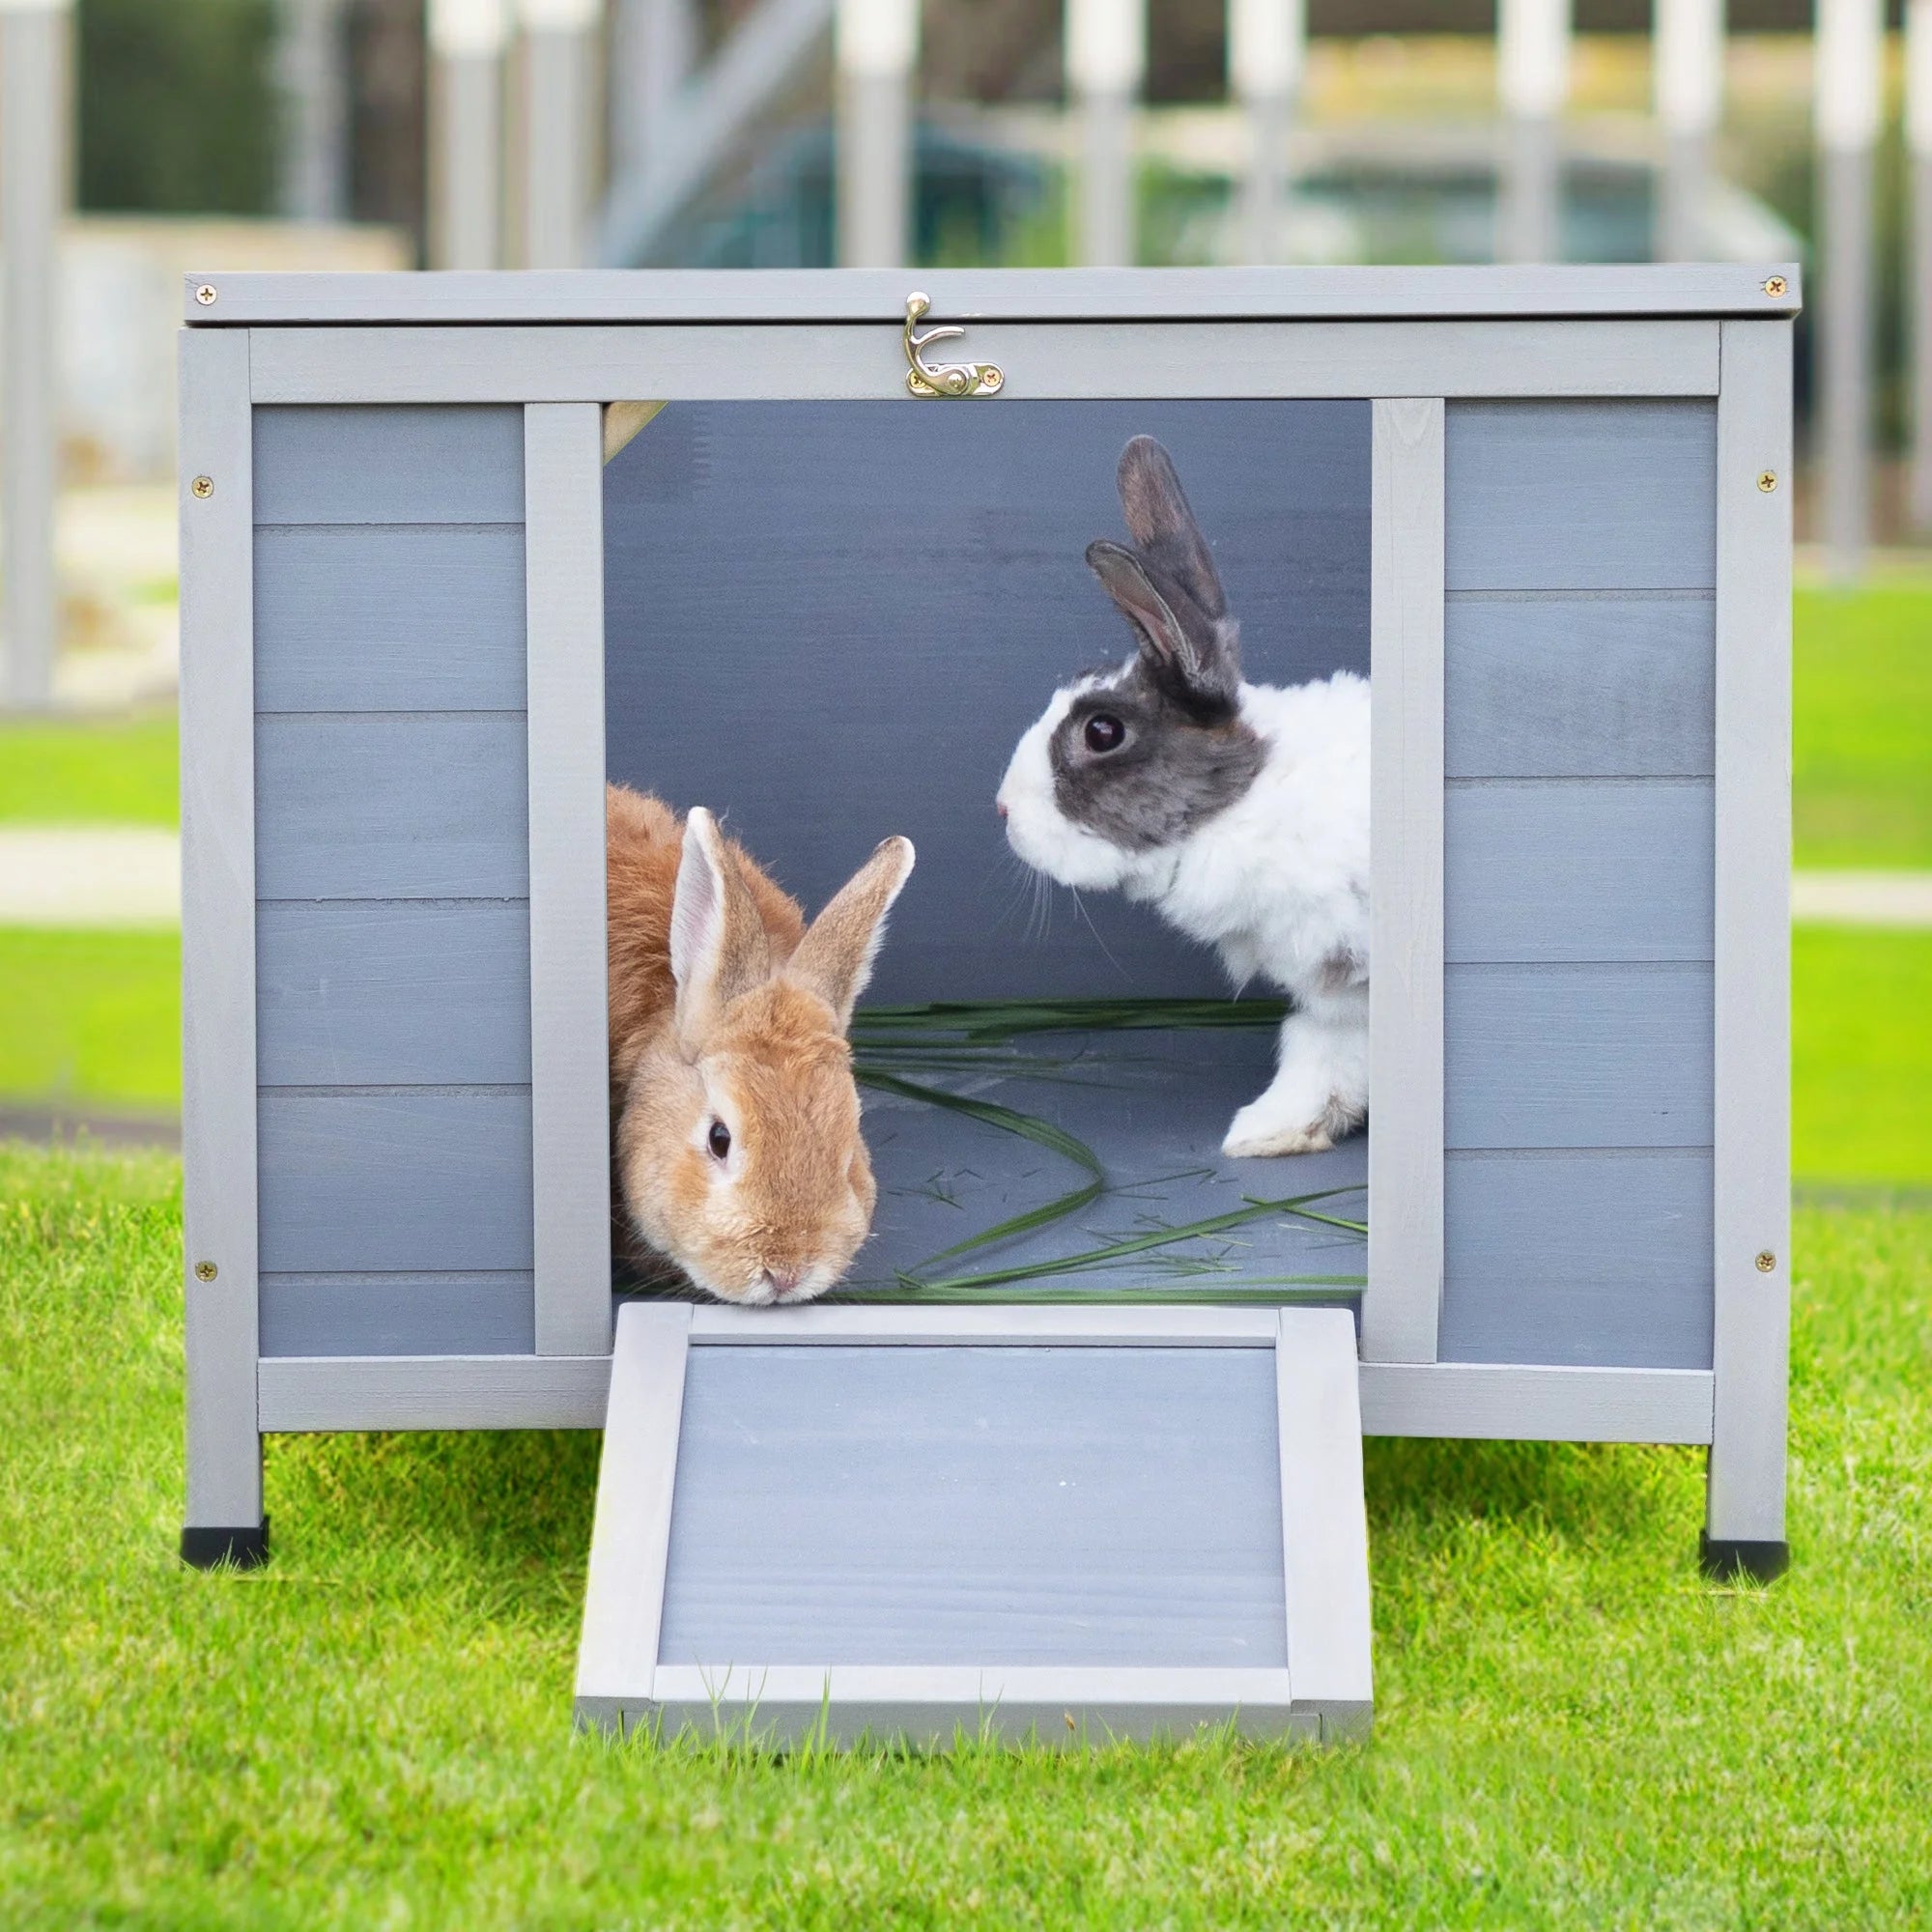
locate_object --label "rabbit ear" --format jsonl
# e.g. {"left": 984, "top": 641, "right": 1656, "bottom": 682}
{"left": 669, "top": 809, "right": 772, "bottom": 1049}
{"left": 788, "top": 835, "right": 917, "bottom": 1026}
{"left": 1117, "top": 436, "right": 1226, "bottom": 621}
{"left": 1086, "top": 538, "right": 1239, "bottom": 708}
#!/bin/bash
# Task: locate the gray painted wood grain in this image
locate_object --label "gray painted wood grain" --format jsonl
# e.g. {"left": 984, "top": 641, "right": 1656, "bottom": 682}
{"left": 605, "top": 400, "right": 1370, "bottom": 1003}
{"left": 190, "top": 262, "right": 1803, "bottom": 326}
{"left": 252, "top": 406, "right": 525, "bottom": 525}
{"left": 657, "top": 1345, "right": 1289, "bottom": 1667}
{"left": 254, "top": 526, "right": 527, "bottom": 713}
{"left": 257, "top": 1090, "right": 534, "bottom": 1273}
{"left": 259, "top": 1271, "right": 535, "bottom": 1356}
{"left": 1444, "top": 402, "right": 1718, "bottom": 591}
{"left": 1444, "top": 962, "right": 1713, "bottom": 1150}
{"left": 254, "top": 714, "right": 530, "bottom": 899}
{"left": 256, "top": 900, "right": 532, "bottom": 1086}
{"left": 1444, "top": 595, "right": 1716, "bottom": 778}
{"left": 1440, "top": 1149, "right": 1713, "bottom": 1370}
{"left": 1444, "top": 781, "right": 1714, "bottom": 963}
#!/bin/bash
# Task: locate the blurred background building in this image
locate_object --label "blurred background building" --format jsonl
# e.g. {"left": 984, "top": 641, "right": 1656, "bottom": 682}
{"left": 0, "top": 0, "right": 1926, "bottom": 706}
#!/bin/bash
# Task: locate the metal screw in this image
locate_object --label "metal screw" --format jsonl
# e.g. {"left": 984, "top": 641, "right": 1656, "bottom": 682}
{"left": 191, "top": 475, "right": 214, "bottom": 499}
{"left": 194, "top": 1261, "right": 218, "bottom": 1281}
{"left": 195, "top": 283, "right": 218, "bottom": 306}
{"left": 1755, "top": 1251, "right": 1776, "bottom": 1274}
{"left": 1761, "top": 274, "right": 1787, "bottom": 298}
{"left": 1756, "top": 470, "right": 1777, "bottom": 494}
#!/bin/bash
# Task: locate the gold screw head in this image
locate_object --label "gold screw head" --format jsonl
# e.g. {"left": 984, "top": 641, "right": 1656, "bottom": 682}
{"left": 1762, "top": 274, "right": 1787, "bottom": 298}
{"left": 194, "top": 283, "right": 218, "bottom": 306}
{"left": 1756, "top": 470, "right": 1777, "bottom": 494}
{"left": 194, "top": 1261, "right": 218, "bottom": 1282}
{"left": 191, "top": 475, "right": 214, "bottom": 499}
{"left": 1755, "top": 1251, "right": 1776, "bottom": 1274}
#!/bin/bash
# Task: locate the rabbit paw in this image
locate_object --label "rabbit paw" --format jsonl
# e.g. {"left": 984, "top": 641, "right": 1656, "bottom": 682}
{"left": 1222, "top": 1107, "right": 1336, "bottom": 1159}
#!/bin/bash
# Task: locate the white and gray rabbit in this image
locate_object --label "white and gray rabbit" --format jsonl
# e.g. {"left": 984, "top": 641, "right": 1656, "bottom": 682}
{"left": 996, "top": 435, "right": 1369, "bottom": 1157}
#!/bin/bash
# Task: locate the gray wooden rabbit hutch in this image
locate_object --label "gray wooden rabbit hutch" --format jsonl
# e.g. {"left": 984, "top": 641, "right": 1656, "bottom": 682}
{"left": 179, "top": 265, "right": 1796, "bottom": 1746}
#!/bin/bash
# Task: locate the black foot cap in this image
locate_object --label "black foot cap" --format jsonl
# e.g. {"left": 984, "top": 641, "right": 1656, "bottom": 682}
{"left": 1700, "top": 1532, "right": 1788, "bottom": 1583}
{"left": 181, "top": 1518, "right": 270, "bottom": 1571}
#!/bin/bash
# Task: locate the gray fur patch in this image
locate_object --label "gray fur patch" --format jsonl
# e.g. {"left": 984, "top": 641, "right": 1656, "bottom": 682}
{"left": 1049, "top": 658, "right": 1265, "bottom": 851}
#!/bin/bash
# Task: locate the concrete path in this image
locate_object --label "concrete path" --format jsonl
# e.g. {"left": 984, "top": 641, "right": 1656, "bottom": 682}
{"left": 0, "top": 827, "right": 179, "bottom": 925}
{"left": 1, "top": 828, "right": 1929, "bottom": 932}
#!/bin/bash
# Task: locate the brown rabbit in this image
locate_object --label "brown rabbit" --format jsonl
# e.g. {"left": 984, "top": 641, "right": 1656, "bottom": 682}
{"left": 606, "top": 783, "right": 915, "bottom": 1304}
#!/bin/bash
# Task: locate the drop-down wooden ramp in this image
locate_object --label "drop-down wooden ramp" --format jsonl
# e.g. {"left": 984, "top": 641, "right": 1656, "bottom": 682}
{"left": 575, "top": 1301, "right": 1374, "bottom": 1747}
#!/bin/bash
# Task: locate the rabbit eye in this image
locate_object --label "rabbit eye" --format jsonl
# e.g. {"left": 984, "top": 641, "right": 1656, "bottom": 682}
{"left": 1084, "top": 714, "right": 1126, "bottom": 753}
{"left": 707, "top": 1119, "right": 732, "bottom": 1161}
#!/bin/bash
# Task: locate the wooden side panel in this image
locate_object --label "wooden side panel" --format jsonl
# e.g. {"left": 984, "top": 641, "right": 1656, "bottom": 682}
{"left": 254, "top": 526, "right": 526, "bottom": 713}
{"left": 251, "top": 401, "right": 538, "bottom": 1352}
{"left": 1444, "top": 781, "right": 1715, "bottom": 964}
{"left": 1444, "top": 963, "right": 1714, "bottom": 1149}
{"left": 1444, "top": 594, "right": 1716, "bottom": 779}
{"left": 1444, "top": 401, "right": 1718, "bottom": 591}
{"left": 256, "top": 1091, "right": 535, "bottom": 1274}
{"left": 252, "top": 405, "right": 525, "bottom": 523}
{"left": 257, "top": 901, "right": 533, "bottom": 1086}
{"left": 1438, "top": 400, "right": 1717, "bottom": 1374}
{"left": 1441, "top": 1151, "right": 1714, "bottom": 1369}
{"left": 254, "top": 714, "right": 530, "bottom": 899}
{"left": 259, "top": 1271, "right": 536, "bottom": 1356}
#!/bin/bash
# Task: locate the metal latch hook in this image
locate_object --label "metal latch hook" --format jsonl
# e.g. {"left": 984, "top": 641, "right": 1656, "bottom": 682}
{"left": 903, "top": 292, "right": 1004, "bottom": 398}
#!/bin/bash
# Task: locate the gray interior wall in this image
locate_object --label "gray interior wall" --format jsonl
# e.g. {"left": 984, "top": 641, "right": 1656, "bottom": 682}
{"left": 604, "top": 402, "right": 1372, "bottom": 1003}
{"left": 1440, "top": 401, "right": 1718, "bottom": 1370}
{"left": 252, "top": 406, "right": 538, "bottom": 1358}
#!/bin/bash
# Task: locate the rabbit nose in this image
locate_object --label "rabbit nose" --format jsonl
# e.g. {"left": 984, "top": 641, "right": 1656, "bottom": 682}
{"left": 995, "top": 798, "right": 1009, "bottom": 819}
{"left": 764, "top": 1267, "right": 802, "bottom": 1298}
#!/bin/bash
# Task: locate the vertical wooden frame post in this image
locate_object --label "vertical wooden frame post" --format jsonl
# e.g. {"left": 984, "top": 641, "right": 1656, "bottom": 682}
{"left": 1705, "top": 320, "right": 1792, "bottom": 1578}
{"left": 180, "top": 327, "right": 267, "bottom": 1567}
{"left": 526, "top": 404, "right": 613, "bottom": 1356}
{"left": 1363, "top": 398, "right": 1446, "bottom": 1365}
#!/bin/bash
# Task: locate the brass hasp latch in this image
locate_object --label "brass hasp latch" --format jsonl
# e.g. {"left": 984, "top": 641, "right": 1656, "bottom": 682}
{"left": 902, "top": 292, "right": 1005, "bottom": 398}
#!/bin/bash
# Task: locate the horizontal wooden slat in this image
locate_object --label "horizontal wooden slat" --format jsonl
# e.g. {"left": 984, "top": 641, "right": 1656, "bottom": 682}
{"left": 257, "top": 1090, "right": 534, "bottom": 1273}
{"left": 1444, "top": 594, "right": 1715, "bottom": 778}
{"left": 256, "top": 900, "right": 532, "bottom": 1086}
{"left": 190, "top": 263, "right": 1803, "bottom": 326}
{"left": 1445, "top": 780, "right": 1714, "bottom": 963}
{"left": 658, "top": 1345, "right": 1289, "bottom": 1668}
{"left": 1445, "top": 402, "right": 1717, "bottom": 591}
{"left": 259, "top": 1271, "right": 535, "bottom": 1357}
{"left": 1445, "top": 962, "right": 1713, "bottom": 1149}
{"left": 254, "top": 526, "right": 526, "bottom": 713}
{"left": 1441, "top": 1149, "right": 1714, "bottom": 1370}
{"left": 246, "top": 320, "right": 1719, "bottom": 406}
{"left": 252, "top": 405, "right": 525, "bottom": 524}
{"left": 254, "top": 714, "right": 529, "bottom": 899}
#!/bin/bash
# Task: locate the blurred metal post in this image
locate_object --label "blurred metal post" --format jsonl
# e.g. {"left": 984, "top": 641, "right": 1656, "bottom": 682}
{"left": 1229, "top": 0, "right": 1305, "bottom": 267}
{"left": 1908, "top": 0, "right": 1932, "bottom": 531}
{"left": 429, "top": 0, "right": 510, "bottom": 270}
{"left": 836, "top": 0, "right": 918, "bottom": 268}
{"left": 1815, "top": 0, "right": 1882, "bottom": 582}
{"left": 1497, "top": 0, "right": 1570, "bottom": 264}
{"left": 611, "top": 0, "right": 697, "bottom": 182}
{"left": 277, "top": 0, "right": 351, "bottom": 222}
{"left": 1065, "top": 0, "right": 1144, "bottom": 268}
{"left": 519, "top": 0, "right": 605, "bottom": 269}
{"left": 1, "top": 0, "right": 70, "bottom": 712}
{"left": 1654, "top": 0, "right": 1723, "bottom": 262}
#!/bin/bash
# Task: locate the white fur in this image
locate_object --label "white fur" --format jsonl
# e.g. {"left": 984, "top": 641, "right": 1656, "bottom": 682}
{"left": 997, "top": 666, "right": 1370, "bottom": 1156}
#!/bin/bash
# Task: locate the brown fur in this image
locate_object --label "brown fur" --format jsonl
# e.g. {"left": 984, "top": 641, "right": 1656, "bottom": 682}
{"left": 605, "top": 782, "right": 912, "bottom": 1304}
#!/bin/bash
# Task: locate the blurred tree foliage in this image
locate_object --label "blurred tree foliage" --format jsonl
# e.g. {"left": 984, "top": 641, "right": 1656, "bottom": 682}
{"left": 77, "top": 0, "right": 276, "bottom": 214}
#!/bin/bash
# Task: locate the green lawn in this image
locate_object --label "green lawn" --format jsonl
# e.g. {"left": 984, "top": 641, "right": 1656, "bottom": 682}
{"left": 0, "top": 929, "right": 180, "bottom": 1114}
{"left": 0, "top": 708, "right": 177, "bottom": 826}
{"left": 1, "top": 1145, "right": 1926, "bottom": 1927}
{"left": 1793, "top": 579, "right": 1932, "bottom": 870}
